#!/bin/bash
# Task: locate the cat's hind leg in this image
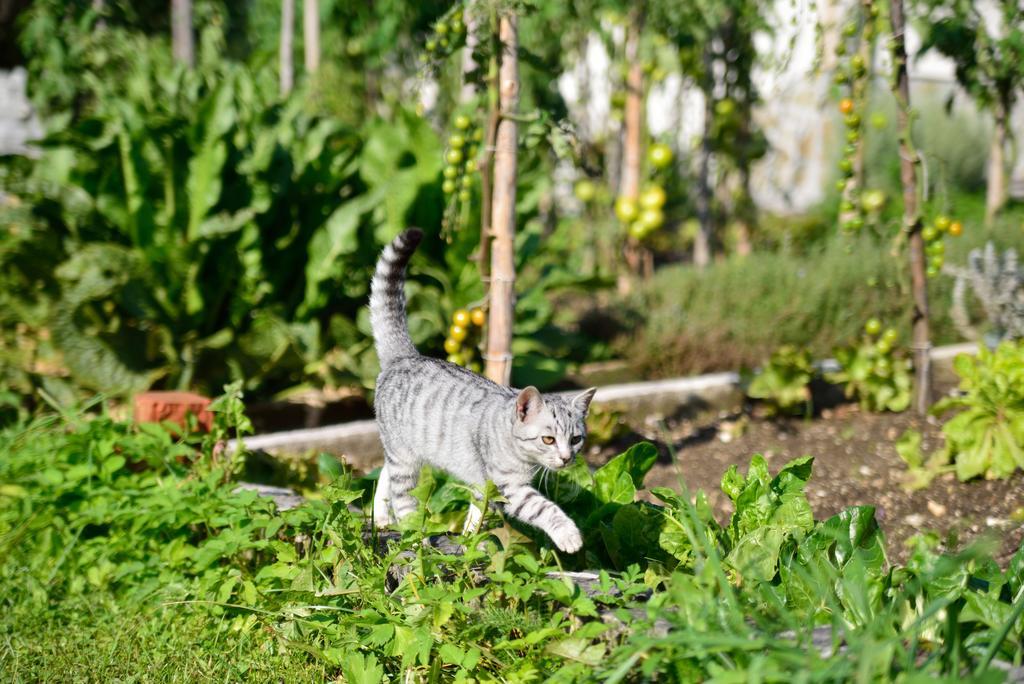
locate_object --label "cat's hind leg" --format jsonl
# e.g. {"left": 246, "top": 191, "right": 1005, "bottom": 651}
{"left": 377, "top": 449, "right": 420, "bottom": 525}
{"left": 372, "top": 464, "right": 393, "bottom": 527}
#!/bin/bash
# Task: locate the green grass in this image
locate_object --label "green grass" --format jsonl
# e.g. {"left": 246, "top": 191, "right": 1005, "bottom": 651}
{"left": 626, "top": 196, "right": 1024, "bottom": 378}
{"left": 1, "top": 387, "right": 1022, "bottom": 681}
{"left": 0, "top": 596, "right": 326, "bottom": 683}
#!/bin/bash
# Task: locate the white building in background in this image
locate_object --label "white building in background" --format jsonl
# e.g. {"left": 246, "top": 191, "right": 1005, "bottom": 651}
{"left": 555, "top": 0, "right": 1024, "bottom": 214}
{"left": 0, "top": 67, "right": 42, "bottom": 158}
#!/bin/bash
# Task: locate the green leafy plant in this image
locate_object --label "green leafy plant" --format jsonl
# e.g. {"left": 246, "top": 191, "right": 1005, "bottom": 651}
{"left": 894, "top": 428, "right": 953, "bottom": 490}
{"left": 3, "top": 391, "right": 1024, "bottom": 681}
{"left": 828, "top": 320, "right": 912, "bottom": 412}
{"left": 932, "top": 342, "right": 1024, "bottom": 480}
{"left": 744, "top": 345, "right": 814, "bottom": 416}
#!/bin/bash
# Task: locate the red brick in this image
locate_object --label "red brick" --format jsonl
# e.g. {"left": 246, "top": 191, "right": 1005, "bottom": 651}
{"left": 133, "top": 391, "right": 214, "bottom": 432}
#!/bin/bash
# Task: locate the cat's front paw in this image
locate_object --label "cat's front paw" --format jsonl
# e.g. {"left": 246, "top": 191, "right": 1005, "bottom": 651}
{"left": 551, "top": 521, "right": 583, "bottom": 554}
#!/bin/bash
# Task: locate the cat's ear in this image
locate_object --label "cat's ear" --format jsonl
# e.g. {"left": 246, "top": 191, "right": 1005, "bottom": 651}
{"left": 572, "top": 387, "right": 597, "bottom": 414}
{"left": 515, "top": 386, "right": 544, "bottom": 422}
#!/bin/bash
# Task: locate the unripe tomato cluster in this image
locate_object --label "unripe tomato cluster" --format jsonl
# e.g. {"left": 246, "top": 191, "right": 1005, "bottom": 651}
{"left": 442, "top": 113, "right": 483, "bottom": 206}
{"left": 445, "top": 306, "right": 486, "bottom": 372}
{"left": 862, "top": 318, "right": 902, "bottom": 377}
{"left": 615, "top": 143, "right": 672, "bottom": 241}
{"left": 833, "top": 3, "right": 879, "bottom": 234}
{"left": 922, "top": 215, "right": 963, "bottom": 278}
{"left": 421, "top": 7, "right": 467, "bottom": 63}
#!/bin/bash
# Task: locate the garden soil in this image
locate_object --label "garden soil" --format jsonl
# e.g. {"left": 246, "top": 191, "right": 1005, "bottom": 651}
{"left": 592, "top": 401, "right": 1024, "bottom": 567}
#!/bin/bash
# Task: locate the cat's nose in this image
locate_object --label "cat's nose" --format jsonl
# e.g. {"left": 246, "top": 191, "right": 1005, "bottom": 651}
{"left": 558, "top": 451, "right": 572, "bottom": 465}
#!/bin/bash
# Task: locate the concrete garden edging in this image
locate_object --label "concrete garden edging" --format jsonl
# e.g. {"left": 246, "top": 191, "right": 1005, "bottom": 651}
{"left": 228, "top": 342, "right": 980, "bottom": 472}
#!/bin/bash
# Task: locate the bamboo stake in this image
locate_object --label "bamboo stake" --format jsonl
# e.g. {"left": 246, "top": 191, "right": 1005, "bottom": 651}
{"left": 171, "top": 0, "right": 194, "bottom": 67}
{"left": 303, "top": 0, "right": 320, "bottom": 74}
{"left": 618, "top": 8, "right": 644, "bottom": 292}
{"left": 484, "top": 13, "right": 518, "bottom": 386}
{"left": 890, "top": 0, "right": 932, "bottom": 415}
{"left": 694, "top": 45, "right": 714, "bottom": 269}
{"left": 280, "top": 0, "right": 295, "bottom": 95}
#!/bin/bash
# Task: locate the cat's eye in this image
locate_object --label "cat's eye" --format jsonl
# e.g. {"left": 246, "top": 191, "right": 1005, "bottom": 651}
{"left": 570, "top": 435, "right": 583, "bottom": 445}
{"left": 541, "top": 436, "right": 555, "bottom": 445}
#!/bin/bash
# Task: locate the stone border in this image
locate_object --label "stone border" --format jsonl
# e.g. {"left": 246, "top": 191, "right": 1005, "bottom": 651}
{"left": 228, "top": 342, "right": 980, "bottom": 470}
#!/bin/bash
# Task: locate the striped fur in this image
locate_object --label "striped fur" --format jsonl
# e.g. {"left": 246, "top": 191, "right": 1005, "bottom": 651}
{"left": 369, "top": 228, "right": 597, "bottom": 553}
{"left": 369, "top": 227, "right": 423, "bottom": 367}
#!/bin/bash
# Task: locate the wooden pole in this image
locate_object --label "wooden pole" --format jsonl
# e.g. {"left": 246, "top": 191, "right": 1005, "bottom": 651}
{"left": 694, "top": 46, "right": 714, "bottom": 269}
{"left": 484, "top": 13, "right": 518, "bottom": 386}
{"left": 890, "top": 0, "right": 932, "bottom": 415}
{"left": 171, "top": 0, "right": 194, "bottom": 67}
{"left": 303, "top": 0, "right": 320, "bottom": 74}
{"left": 280, "top": 0, "right": 295, "bottom": 95}
{"left": 618, "top": 9, "right": 645, "bottom": 291}
{"left": 985, "top": 99, "right": 1008, "bottom": 227}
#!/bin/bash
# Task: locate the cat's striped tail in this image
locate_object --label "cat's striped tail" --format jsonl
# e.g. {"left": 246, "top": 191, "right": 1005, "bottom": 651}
{"left": 370, "top": 228, "right": 424, "bottom": 368}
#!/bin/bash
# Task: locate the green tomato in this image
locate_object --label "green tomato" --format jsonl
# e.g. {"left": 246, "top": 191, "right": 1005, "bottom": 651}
{"left": 927, "top": 265, "right": 939, "bottom": 278}
{"left": 844, "top": 217, "right": 864, "bottom": 231}
{"left": 615, "top": 196, "right": 639, "bottom": 223}
{"left": 640, "top": 185, "right": 667, "bottom": 210}
{"left": 449, "top": 134, "right": 465, "bottom": 149}
{"left": 934, "top": 215, "right": 951, "bottom": 231}
{"left": 921, "top": 225, "right": 938, "bottom": 242}
{"left": 458, "top": 189, "right": 471, "bottom": 202}
{"left": 844, "top": 113, "right": 861, "bottom": 129}
{"left": 843, "top": 22, "right": 858, "bottom": 37}
{"left": 628, "top": 221, "right": 648, "bottom": 240}
{"left": 865, "top": 318, "right": 882, "bottom": 336}
{"left": 574, "top": 179, "right": 597, "bottom": 203}
{"left": 442, "top": 179, "right": 457, "bottom": 194}
{"left": 445, "top": 148, "right": 463, "bottom": 165}
{"left": 443, "top": 338, "right": 461, "bottom": 355}
{"left": 638, "top": 207, "right": 664, "bottom": 231}
{"left": 647, "top": 143, "right": 673, "bottom": 169}
{"left": 851, "top": 54, "right": 866, "bottom": 75}
{"left": 465, "top": 159, "right": 477, "bottom": 172}
{"left": 443, "top": 165, "right": 459, "bottom": 180}
{"left": 715, "top": 99, "right": 735, "bottom": 117}
{"left": 454, "top": 114, "right": 471, "bottom": 130}
{"left": 870, "top": 112, "right": 888, "bottom": 129}
{"left": 435, "top": 21, "right": 449, "bottom": 35}
{"left": 840, "top": 200, "right": 856, "bottom": 213}
{"left": 927, "top": 240, "right": 945, "bottom": 256}
{"left": 846, "top": 129, "right": 860, "bottom": 143}
{"left": 861, "top": 189, "right": 886, "bottom": 212}
{"left": 425, "top": 40, "right": 437, "bottom": 52}
{"left": 883, "top": 328, "right": 899, "bottom": 345}
{"left": 929, "top": 254, "right": 944, "bottom": 270}
{"left": 839, "top": 158, "right": 854, "bottom": 175}
{"left": 836, "top": 179, "right": 848, "bottom": 192}
{"left": 447, "top": 353, "right": 462, "bottom": 365}
{"left": 876, "top": 338, "right": 892, "bottom": 355}
{"left": 460, "top": 174, "right": 473, "bottom": 188}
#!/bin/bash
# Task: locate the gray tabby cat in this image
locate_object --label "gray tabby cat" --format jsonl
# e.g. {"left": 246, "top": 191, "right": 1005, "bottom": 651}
{"left": 369, "top": 228, "right": 596, "bottom": 553}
